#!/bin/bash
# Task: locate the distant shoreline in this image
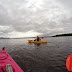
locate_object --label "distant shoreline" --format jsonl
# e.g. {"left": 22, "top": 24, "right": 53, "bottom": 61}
{"left": 0, "top": 37, "right": 36, "bottom": 39}
{"left": 0, "top": 33, "right": 72, "bottom": 39}
{"left": 52, "top": 33, "right": 72, "bottom": 37}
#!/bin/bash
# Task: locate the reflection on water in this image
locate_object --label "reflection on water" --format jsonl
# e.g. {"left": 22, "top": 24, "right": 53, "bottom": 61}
{"left": 0, "top": 37, "right": 72, "bottom": 72}
{"left": 34, "top": 43, "right": 41, "bottom": 46}
{"left": 30, "top": 43, "right": 41, "bottom": 46}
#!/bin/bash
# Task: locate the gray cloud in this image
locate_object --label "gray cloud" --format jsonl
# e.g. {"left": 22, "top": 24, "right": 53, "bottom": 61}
{"left": 0, "top": 0, "right": 72, "bottom": 37}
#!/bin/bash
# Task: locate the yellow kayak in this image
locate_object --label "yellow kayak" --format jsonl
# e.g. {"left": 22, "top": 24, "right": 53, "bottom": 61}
{"left": 28, "top": 40, "right": 48, "bottom": 43}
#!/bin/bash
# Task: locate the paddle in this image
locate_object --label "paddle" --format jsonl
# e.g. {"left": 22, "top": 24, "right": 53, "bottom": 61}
{"left": 66, "top": 55, "right": 72, "bottom": 71}
{"left": 41, "top": 37, "right": 44, "bottom": 39}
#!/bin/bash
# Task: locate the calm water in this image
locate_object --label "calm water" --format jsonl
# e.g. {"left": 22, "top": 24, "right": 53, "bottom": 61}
{"left": 0, "top": 36, "right": 72, "bottom": 72}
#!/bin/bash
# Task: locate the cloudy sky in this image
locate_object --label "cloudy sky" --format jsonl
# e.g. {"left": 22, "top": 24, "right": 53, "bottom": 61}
{"left": 0, "top": 0, "right": 72, "bottom": 38}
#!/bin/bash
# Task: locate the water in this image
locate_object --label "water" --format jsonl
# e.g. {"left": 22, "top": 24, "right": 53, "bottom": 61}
{"left": 0, "top": 36, "right": 72, "bottom": 72}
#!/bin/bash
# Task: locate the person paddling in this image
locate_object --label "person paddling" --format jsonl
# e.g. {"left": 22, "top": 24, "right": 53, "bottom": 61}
{"left": 34, "top": 36, "right": 41, "bottom": 41}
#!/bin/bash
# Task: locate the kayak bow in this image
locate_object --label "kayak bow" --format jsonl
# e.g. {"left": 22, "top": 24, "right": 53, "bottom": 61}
{"left": 0, "top": 47, "right": 24, "bottom": 72}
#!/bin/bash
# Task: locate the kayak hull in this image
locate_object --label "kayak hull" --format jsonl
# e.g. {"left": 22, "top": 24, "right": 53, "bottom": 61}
{"left": 66, "top": 55, "right": 72, "bottom": 71}
{"left": 28, "top": 40, "right": 48, "bottom": 43}
{"left": 0, "top": 48, "right": 24, "bottom": 72}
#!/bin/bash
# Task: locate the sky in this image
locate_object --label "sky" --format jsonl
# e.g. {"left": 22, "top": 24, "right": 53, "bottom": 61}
{"left": 0, "top": 0, "right": 72, "bottom": 38}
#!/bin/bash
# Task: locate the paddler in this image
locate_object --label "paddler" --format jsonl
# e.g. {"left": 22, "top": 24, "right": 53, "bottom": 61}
{"left": 34, "top": 36, "right": 41, "bottom": 41}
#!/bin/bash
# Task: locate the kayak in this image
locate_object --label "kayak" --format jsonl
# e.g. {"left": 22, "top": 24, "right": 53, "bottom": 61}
{"left": 0, "top": 47, "right": 24, "bottom": 72}
{"left": 28, "top": 40, "right": 48, "bottom": 43}
{"left": 66, "top": 55, "right": 72, "bottom": 71}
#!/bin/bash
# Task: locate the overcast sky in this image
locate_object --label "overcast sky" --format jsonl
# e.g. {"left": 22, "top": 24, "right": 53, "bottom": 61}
{"left": 0, "top": 0, "right": 72, "bottom": 38}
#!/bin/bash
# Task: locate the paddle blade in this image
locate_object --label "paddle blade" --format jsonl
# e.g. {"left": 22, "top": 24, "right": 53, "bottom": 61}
{"left": 66, "top": 55, "right": 72, "bottom": 71}
{"left": 41, "top": 37, "right": 44, "bottom": 39}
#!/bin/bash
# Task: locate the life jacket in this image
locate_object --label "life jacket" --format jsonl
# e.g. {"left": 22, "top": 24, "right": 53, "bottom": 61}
{"left": 37, "top": 37, "right": 40, "bottom": 41}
